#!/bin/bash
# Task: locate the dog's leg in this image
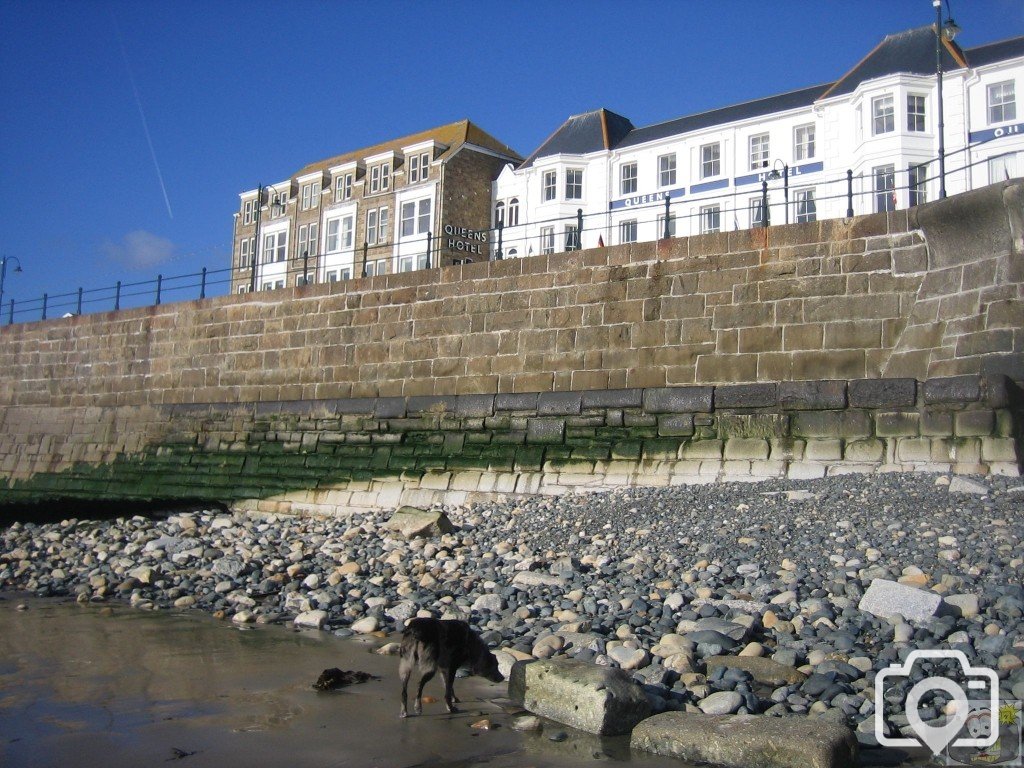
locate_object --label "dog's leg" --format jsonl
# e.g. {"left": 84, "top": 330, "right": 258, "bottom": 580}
{"left": 399, "top": 657, "right": 412, "bottom": 718}
{"left": 414, "top": 669, "right": 435, "bottom": 716}
{"left": 443, "top": 667, "right": 459, "bottom": 713}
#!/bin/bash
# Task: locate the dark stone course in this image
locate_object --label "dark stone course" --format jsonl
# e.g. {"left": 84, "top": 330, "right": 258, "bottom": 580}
{"left": 778, "top": 381, "right": 847, "bottom": 411}
{"left": 496, "top": 393, "right": 540, "bottom": 412}
{"left": 923, "top": 375, "right": 982, "bottom": 405}
{"left": 714, "top": 383, "right": 778, "bottom": 409}
{"left": 537, "top": 392, "right": 584, "bottom": 416}
{"left": 848, "top": 379, "right": 917, "bottom": 409}
{"left": 643, "top": 387, "right": 714, "bottom": 414}
{"left": 373, "top": 398, "right": 407, "bottom": 419}
{"left": 581, "top": 389, "right": 644, "bottom": 409}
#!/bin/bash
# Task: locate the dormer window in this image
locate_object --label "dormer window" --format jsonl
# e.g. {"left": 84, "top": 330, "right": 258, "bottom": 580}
{"left": 408, "top": 152, "right": 430, "bottom": 184}
{"left": 370, "top": 162, "right": 391, "bottom": 193}
{"left": 300, "top": 180, "right": 321, "bottom": 211}
{"left": 335, "top": 172, "right": 353, "bottom": 202}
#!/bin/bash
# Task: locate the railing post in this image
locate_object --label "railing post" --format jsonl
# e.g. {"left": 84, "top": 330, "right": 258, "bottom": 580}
{"left": 42, "top": 293, "right": 47, "bottom": 320}
{"left": 495, "top": 220, "right": 503, "bottom": 260}
{"left": 156, "top": 274, "right": 162, "bottom": 305}
{"left": 663, "top": 195, "right": 671, "bottom": 239}
{"left": 76, "top": 287, "right": 83, "bottom": 316}
{"left": 846, "top": 170, "right": 854, "bottom": 218}
{"left": 761, "top": 181, "right": 770, "bottom": 228}
{"left": 576, "top": 208, "right": 583, "bottom": 249}
{"left": 115, "top": 281, "right": 121, "bottom": 311}
{"left": 200, "top": 268, "right": 207, "bottom": 299}
{"left": 425, "top": 231, "right": 432, "bottom": 270}
{"left": 362, "top": 242, "right": 368, "bottom": 278}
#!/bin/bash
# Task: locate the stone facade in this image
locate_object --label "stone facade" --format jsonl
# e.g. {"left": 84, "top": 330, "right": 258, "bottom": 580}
{"left": 231, "top": 120, "right": 520, "bottom": 293}
{"left": 0, "top": 181, "right": 1021, "bottom": 513}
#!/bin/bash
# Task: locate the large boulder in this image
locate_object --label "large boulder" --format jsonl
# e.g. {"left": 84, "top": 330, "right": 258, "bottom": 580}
{"left": 857, "top": 578, "right": 941, "bottom": 622}
{"left": 631, "top": 712, "right": 858, "bottom": 768}
{"left": 509, "top": 658, "right": 651, "bottom": 736}
{"left": 381, "top": 506, "right": 454, "bottom": 538}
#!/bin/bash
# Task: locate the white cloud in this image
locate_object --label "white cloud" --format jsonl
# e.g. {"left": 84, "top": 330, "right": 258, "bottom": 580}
{"left": 101, "top": 230, "right": 175, "bottom": 270}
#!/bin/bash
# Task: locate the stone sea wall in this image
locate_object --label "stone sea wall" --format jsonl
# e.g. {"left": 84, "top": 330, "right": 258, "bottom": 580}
{"left": 0, "top": 375, "right": 1017, "bottom": 515}
{"left": 0, "top": 182, "right": 1021, "bottom": 511}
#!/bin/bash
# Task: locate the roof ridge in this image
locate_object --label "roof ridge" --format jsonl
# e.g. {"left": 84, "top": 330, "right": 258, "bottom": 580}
{"left": 633, "top": 82, "right": 831, "bottom": 133}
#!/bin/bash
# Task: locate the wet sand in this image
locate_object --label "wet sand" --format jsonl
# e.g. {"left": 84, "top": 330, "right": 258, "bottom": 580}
{"left": 0, "top": 596, "right": 687, "bottom": 768}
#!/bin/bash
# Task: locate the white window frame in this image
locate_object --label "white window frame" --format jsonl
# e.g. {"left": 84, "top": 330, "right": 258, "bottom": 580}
{"left": 907, "top": 94, "right": 927, "bottom": 133}
{"left": 264, "top": 231, "right": 287, "bottom": 263}
{"left": 794, "top": 188, "right": 817, "bottom": 223}
{"left": 507, "top": 198, "right": 519, "bottom": 226}
{"left": 300, "top": 181, "right": 321, "bottom": 211}
{"left": 620, "top": 162, "right": 637, "bottom": 195}
{"left": 565, "top": 169, "right": 583, "bottom": 200}
{"left": 699, "top": 204, "right": 720, "bottom": 234}
{"left": 242, "top": 199, "right": 255, "bottom": 225}
{"left": 564, "top": 224, "right": 580, "bottom": 251}
{"left": 494, "top": 201, "right": 505, "bottom": 227}
{"left": 658, "top": 153, "right": 676, "bottom": 187}
{"left": 794, "top": 124, "right": 815, "bottom": 161}
{"left": 335, "top": 172, "right": 353, "bottom": 202}
{"left": 908, "top": 163, "right": 929, "bottom": 206}
{"left": 270, "top": 192, "right": 287, "bottom": 219}
{"left": 540, "top": 226, "right": 555, "bottom": 255}
{"left": 366, "top": 206, "right": 389, "bottom": 245}
{"left": 408, "top": 151, "right": 430, "bottom": 184}
{"left": 341, "top": 215, "right": 354, "bottom": 249}
{"left": 701, "top": 143, "right": 720, "bottom": 179}
{"left": 749, "top": 133, "right": 770, "bottom": 171}
{"left": 370, "top": 163, "right": 391, "bottom": 193}
{"left": 619, "top": 219, "right": 637, "bottom": 244}
{"left": 988, "top": 80, "right": 1016, "bottom": 124}
{"left": 874, "top": 164, "right": 896, "bottom": 212}
{"left": 750, "top": 196, "right": 767, "bottom": 228}
{"left": 326, "top": 218, "right": 341, "bottom": 252}
{"left": 542, "top": 170, "right": 557, "bottom": 201}
{"left": 872, "top": 94, "right": 895, "bottom": 135}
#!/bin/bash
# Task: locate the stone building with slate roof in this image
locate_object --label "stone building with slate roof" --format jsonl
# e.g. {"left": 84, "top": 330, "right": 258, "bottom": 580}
{"left": 492, "top": 26, "right": 1024, "bottom": 256}
{"left": 231, "top": 120, "right": 521, "bottom": 293}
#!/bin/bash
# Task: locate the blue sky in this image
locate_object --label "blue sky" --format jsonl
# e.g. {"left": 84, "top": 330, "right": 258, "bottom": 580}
{"left": 2, "top": 0, "right": 1022, "bottom": 317}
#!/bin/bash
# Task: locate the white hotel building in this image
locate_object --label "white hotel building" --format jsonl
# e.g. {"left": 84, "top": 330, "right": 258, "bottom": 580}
{"left": 492, "top": 26, "right": 1024, "bottom": 256}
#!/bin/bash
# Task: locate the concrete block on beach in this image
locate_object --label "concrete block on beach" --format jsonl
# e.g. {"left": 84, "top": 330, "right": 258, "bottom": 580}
{"left": 508, "top": 658, "right": 651, "bottom": 736}
{"left": 857, "top": 577, "right": 941, "bottom": 622}
{"left": 381, "top": 506, "right": 454, "bottom": 538}
{"left": 630, "top": 712, "right": 858, "bottom": 768}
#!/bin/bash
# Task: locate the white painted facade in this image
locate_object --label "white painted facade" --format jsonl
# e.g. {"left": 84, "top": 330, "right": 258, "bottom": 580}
{"left": 492, "top": 32, "right": 1024, "bottom": 258}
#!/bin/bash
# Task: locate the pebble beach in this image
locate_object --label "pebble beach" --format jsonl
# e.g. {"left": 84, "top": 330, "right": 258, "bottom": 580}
{"left": 2, "top": 472, "right": 1022, "bottom": 754}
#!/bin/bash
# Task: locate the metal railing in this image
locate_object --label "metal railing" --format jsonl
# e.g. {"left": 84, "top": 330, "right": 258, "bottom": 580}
{"left": 1, "top": 135, "right": 1018, "bottom": 327}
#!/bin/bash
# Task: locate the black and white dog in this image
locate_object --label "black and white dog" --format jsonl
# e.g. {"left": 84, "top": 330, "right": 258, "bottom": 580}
{"left": 398, "top": 617, "right": 504, "bottom": 717}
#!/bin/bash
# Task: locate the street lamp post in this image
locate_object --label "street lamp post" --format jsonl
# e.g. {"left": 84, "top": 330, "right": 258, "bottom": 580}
{"left": 934, "top": 0, "right": 961, "bottom": 200}
{"left": 0, "top": 256, "right": 23, "bottom": 319}
{"left": 767, "top": 160, "right": 790, "bottom": 224}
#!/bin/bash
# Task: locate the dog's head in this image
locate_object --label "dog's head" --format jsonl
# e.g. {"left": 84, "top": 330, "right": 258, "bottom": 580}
{"left": 473, "top": 648, "right": 505, "bottom": 683}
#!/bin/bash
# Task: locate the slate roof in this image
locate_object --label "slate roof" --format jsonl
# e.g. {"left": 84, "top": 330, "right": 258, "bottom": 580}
{"left": 966, "top": 35, "right": 1024, "bottom": 68}
{"left": 618, "top": 83, "right": 830, "bottom": 150}
{"left": 821, "top": 26, "right": 966, "bottom": 99}
{"left": 295, "top": 119, "right": 522, "bottom": 179}
{"left": 521, "top": 28, "right": 1024, "bottom": 168}
{"left": 520, "top": 109, "right": 634, "bottom": 168}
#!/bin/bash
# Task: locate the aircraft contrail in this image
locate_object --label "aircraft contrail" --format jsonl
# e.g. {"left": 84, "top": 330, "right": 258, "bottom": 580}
{"left": 111, "top": 12, "right": 174, "bottom": 220}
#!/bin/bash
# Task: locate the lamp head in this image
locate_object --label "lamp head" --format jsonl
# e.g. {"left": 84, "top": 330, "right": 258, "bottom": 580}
{"left": 943, "top": 18, "right": 961, "bottom": 41}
